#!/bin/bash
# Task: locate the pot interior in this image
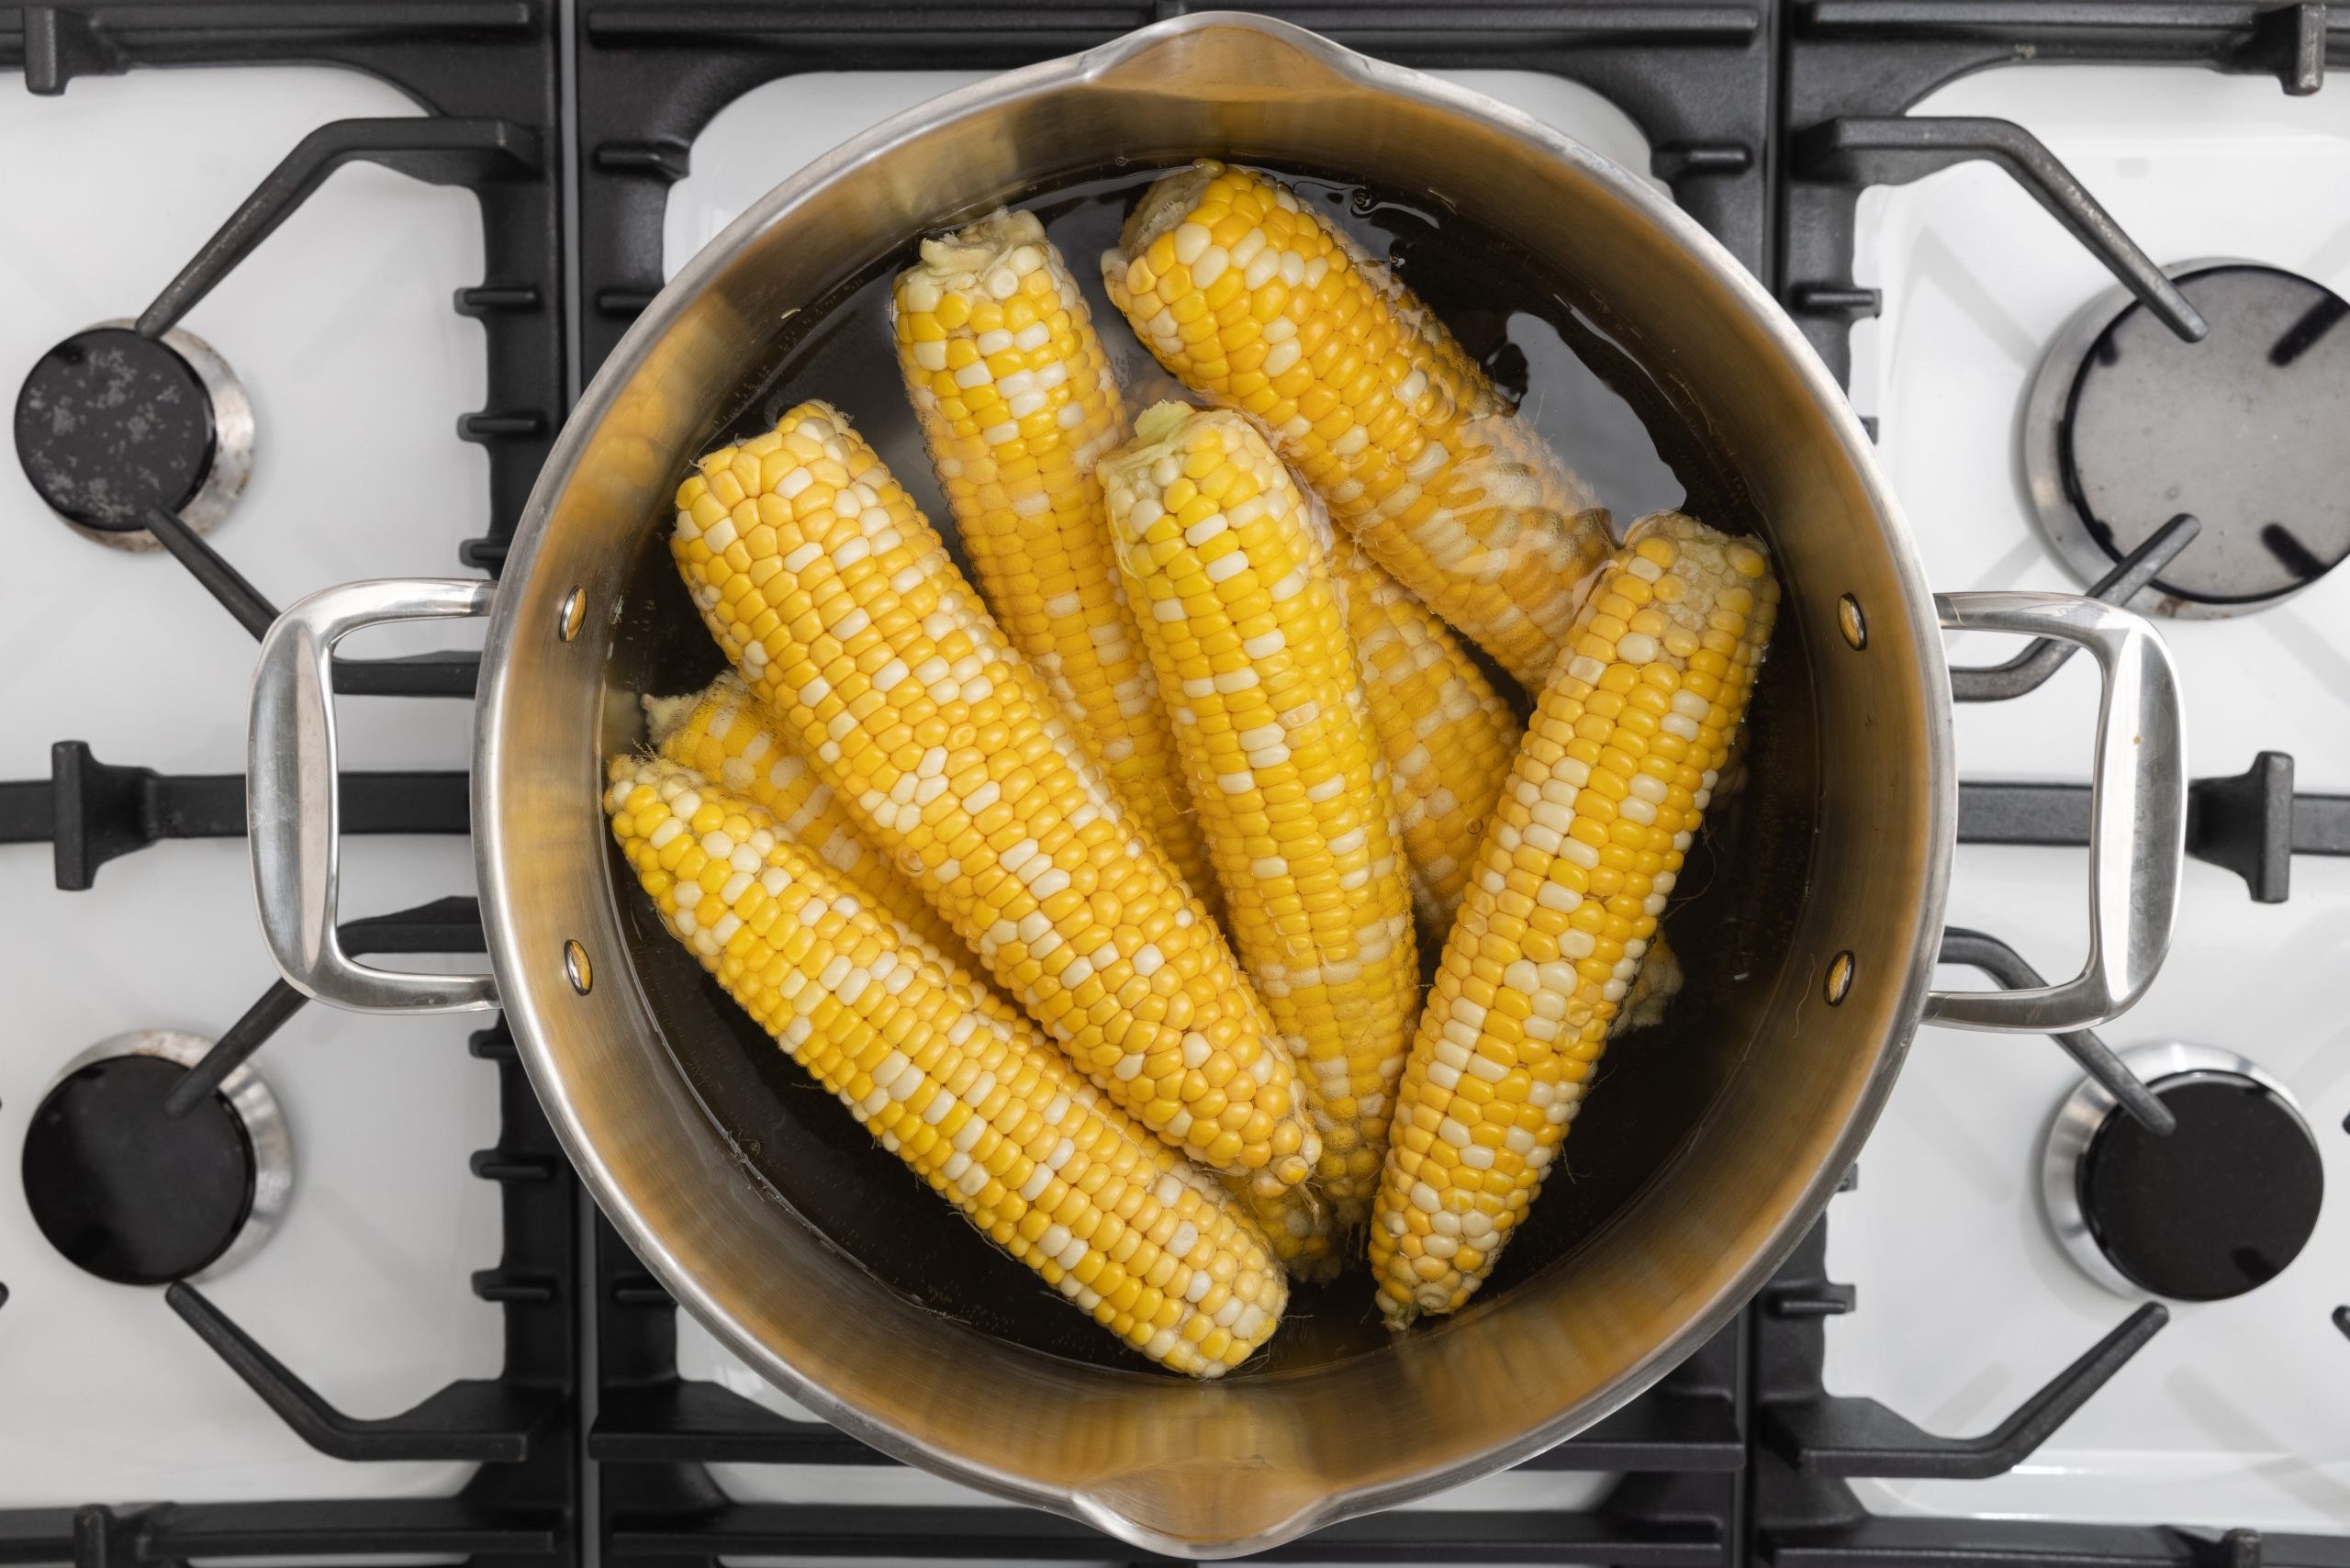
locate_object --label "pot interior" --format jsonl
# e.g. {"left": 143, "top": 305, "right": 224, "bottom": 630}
{"left": 601, "top": 161, "right": 1822, "bottom": 1372}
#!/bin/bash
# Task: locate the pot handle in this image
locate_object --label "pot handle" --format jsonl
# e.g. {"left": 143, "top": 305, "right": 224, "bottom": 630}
{"left": 248, "top": 577, "right": 500, "bottom": 1014}
{"left": 1923, "top": 591, "right": 2184, "bottom": 1033}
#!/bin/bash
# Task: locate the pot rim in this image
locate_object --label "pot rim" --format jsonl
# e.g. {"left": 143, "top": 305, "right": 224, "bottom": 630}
{"left": 476, "top": 10, "right": 1955, "bottom": 1556}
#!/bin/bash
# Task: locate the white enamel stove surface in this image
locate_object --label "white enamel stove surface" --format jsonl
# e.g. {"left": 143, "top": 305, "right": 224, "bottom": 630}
{"left": 663, "top": 69, "right": 1651, "bottom": 1539}
{"left": 0, "top": 70, "right": 501, "bottom": 1501}
{"left": 1831, "top": 64, "right": 2350, "bottom": 1530}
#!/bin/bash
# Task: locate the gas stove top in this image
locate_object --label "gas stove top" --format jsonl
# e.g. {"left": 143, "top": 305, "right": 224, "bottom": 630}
{"left": 4, "top": 4, "right": 2345, "bottom": 1565}
{"left": 1824, "top": 54, "right": 2350, "bottom": 1543}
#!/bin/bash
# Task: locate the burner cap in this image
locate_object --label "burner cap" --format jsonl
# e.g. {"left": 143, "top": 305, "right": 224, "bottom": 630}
{"left": 2044, "top": 1043, "right": 2322, "bottom": 1302}
{"left": 13, "top": 324, "right": 252, "bottom": 546}
{"left": 20, "top": 1031, "right": 290, "bottom": 1286}
{"left": 2025, "top": 263, "right": 2350, "bottom": 616}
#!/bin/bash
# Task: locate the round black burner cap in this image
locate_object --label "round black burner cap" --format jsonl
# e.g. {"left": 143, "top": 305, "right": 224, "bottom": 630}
{"left": 2078, "top": 1072, "right": 2323, "bottom": 1302}
{"left": 2061, "top": 264, "right": 2350, "bottom": 608}
{"left": 22, "top": 1054, "right": 256, "bottom": 1285}
{"left": 14, "top": 327, "right": 218, "bottom": 531}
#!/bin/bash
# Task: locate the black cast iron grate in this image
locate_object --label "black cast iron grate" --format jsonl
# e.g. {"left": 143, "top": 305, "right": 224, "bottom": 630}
{"left": 572, "top": 0, "right": 1780, "bottom": 375}
{"left": 0, "top": 0, "right": 567, "bottom": 885}
{"left": 0, "top": 917, "right": 577, "bottom": 1568}
{"left": 1779, "top": 0, "right": 2346, "bottom": 386}
{"left": 0, "top": 6, "right": 574, "bottom": 1567}
{"left": 0, "top": 0, "right": 564, "bottom": 571}
{"left": 1768, "top": 7, "right": 2348, "bottom": 1568}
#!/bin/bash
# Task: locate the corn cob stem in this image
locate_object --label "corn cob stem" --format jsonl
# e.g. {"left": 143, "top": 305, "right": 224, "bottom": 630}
{"left": 1370, "top": 513, "right": 1777, "bottom": 1327}
{"left": 1324, "top": 536, "right": 1520, "bottom": 935}
{"left": 893, "top": 212, "right": 1218, "bottom": 907}
{"left": 672, "top": 401, "right": 1318, "bottom": 1193}
{"left": 1609, "top": 929, "right": 1683, "bottom": 1038}
{"left": 1102, "top": 162, "right": 1613, "bottom": 689}
{"left": 649, "top": 672, "right": 968, "bottom": 959}
{"left": 1230, "top": 1173, "right": 1340, "bottom": 1283}
{"left": 1100, "top": 404, "right": 1420, "bottom": 1228}
{"left": 606, "top": 754, "right": 1286, "bottom": 1376}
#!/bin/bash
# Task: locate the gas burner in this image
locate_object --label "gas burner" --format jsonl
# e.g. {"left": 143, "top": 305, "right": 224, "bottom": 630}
{"left": 12, "top": 322, "right": 253, "bottom": 552}
{"left": 2023, "top": 262, "right": 2350, "bottom": 618}
{"left": 20, "top": 1030, "right": 291, "bottom": 1285}
{"left": 2042, "top": 1042, "right": 2322, "bottom": 1302}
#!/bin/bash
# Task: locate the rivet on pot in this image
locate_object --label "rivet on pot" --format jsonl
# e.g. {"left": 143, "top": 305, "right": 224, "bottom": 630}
{"left": 1824, "top": 950, "right": 1855, "bottom": 1006}
{"left": 565, "top": 939, "right": 593, "bottom": 996}
{"left": 1837, "top": 594, "right": 1867, "bottom": 650}
{"left": 558, "top": 588, "right": 587, "bottom": 643}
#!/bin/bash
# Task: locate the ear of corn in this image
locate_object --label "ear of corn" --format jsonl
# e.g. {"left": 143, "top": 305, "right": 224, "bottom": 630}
{"left": 1101, "top": 162, "right": 1614, "bottom": 689}
{"left": 672, "top": 401, "right": 1319, "bottom": 1193}
{"left": 892, "top": 212, "right": 1217, "bottom": 908}
{"left": 628, "top": 732, "right": 1026, "bottom": 1038}
{"left": 1100, "top": 404, "right": 1419, "bottom": 1229}
{"left": 1324, "top": 536, "right": 1520, "bottom": 935}
{"left": 1369, "top": 513, "right": 1777, "bottom": 1327}
{"left": 648, "top": 672, "right": 967, "bottom": 960}
{"left": 605, "top": 753, "right": 1287, "bottom": 1376}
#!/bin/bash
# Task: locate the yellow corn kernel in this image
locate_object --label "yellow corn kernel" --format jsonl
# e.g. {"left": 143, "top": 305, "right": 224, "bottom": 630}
{"left": 1102, "top": 162, "right": 1613, "bottom": 688}
{"left": 893, "top": 212, "right": 1216, "bottom": 908}
{"left": 1370, "top": 513, "right": 1777, "bottom": 1327}
{"left": 647, "top": 672, "right": 964, "bottom": 958}
{"left": 1101, "top": 404, "right": 1419, "bottom": 1226}
{"left": 604, "top": 754, "right": 1286, "bottom": 1375}
{"left": 1324, "top": 538, "right": 1519, "bottom": 934}
{"left": 672, "top": 401, "right": 1318, "bottom": 1193}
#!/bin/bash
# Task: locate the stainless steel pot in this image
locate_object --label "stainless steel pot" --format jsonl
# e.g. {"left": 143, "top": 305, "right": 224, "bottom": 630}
{"left": 242, "top": 14, "right": 2188, "bottom": 1558}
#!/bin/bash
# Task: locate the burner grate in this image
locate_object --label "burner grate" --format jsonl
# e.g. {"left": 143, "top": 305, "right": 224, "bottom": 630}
{"left": 1780, "top": 0, "right": 2346, "bottom": 385}
{"left": 572, "top": 0, "right": 1780, "bottom": 378}
{"left": 0, "top": 1, "right": 563, "bottom": 569}
{"left": 1, "top": 6, "right": 573, "bottom": 1565}
{"left": 1766, "top": 9, "right": 2343, "bottom": 1565}
{"left": 590, "top": 1216, "right": 1750, "bottom": 1563}
{"left": 0, "top": 1013, "right": 576, "bottom": 1568}
{"left": 0, "top": 742, "right": 468, "bottom": 890}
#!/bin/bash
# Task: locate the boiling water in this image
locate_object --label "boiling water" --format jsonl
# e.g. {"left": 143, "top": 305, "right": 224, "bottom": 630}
{"left": 610, "top": 163, "right": 1814, "bottom": 1374}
